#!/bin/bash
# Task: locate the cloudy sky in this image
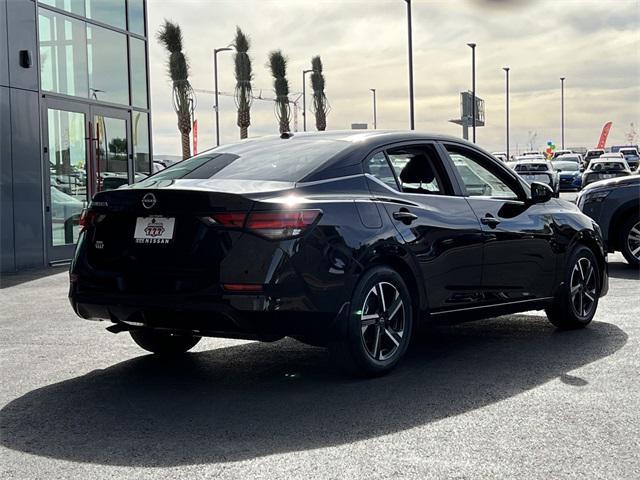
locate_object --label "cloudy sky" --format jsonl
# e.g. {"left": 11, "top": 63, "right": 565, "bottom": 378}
{"left": 147, "top": 0, "right": 640, "bottom": 155}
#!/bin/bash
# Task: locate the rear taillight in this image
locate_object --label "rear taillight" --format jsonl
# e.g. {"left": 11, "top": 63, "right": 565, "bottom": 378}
{"left": 202, "top": 209, "right": 321, "bottom": 239}
{"left": 79, "top": 208, "right": 96, "bottom": 230}
{"left": 210, "top": 212, "right": 247, "bottom": 227}
{"left": 246, "top": 210, "right": 321, "bottom": 239}
{"left": 79, "top": 208, "right": 105, "bottom": 230}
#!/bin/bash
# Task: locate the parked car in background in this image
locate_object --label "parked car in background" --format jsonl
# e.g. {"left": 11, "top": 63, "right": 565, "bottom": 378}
{"left": 552, "top": 149, "right": 573, "bottom": 159}
{"left": 553, "top": 160, "right": 583, "bottom": 191}
{"left": 512, "top": 160, "right": 560, "bottom": 195}
{"left": 578, "top": 175, "right": 640, "bottom": 267}
{"left": 513, "top": 154, "right": 546, "bottom": 164}
{"left": 491, "top": 151, "right": 508, "bottom": 162}
{"left": 553, "top": 153, "right": 584, "bottom": 169}
{"left": 619, "top": 147, "right": 640, "bottom": 171}
{"left": 521, "top": 151, "right": 543, "bottom": 157}
{"left": 68, "top": 131, "right": 608, "bottom": 376}
{"left": 582, "top": 159, "right": 632, "bottom": 187}
{"left": 584, "top": 148, "right": 605, "bottom": 167}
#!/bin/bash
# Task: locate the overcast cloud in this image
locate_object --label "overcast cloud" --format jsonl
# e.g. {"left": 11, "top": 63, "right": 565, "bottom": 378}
{"left": 147, "top": 0, "right": 640, "bottom": 155}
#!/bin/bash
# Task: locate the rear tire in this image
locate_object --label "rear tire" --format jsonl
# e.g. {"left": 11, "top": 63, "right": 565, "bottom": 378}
{"left": 546, "top": 245, "right": 600, "bottom": 330}
{"left": 330, "top": 266, "right": 413, "bottom": 377}
{"left": 619, "top": 216, "right": 640, "bottom": 268}
{"left": 130, "top": 329, "right": 201, "bottom": 355}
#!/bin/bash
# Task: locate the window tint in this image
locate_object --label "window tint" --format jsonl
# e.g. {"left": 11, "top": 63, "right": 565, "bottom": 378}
{"left": 128, "top": 0, "right": 145, "bottom": 35}
{"left": 365, "top": 153, "right": 397, "bottom": 189}
{"left": 138, "top": 139, "right": 350, "bottom": 184}
{"left": 386, "top": 145, "right": 449, "bottom": 195}
{"left": 446, "top": 147, "right": 518, "bottom": 198}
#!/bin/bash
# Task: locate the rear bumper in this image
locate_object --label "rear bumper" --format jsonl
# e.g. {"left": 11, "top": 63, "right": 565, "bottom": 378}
{"left": 69, "top": 286, "right": 346, "bottom": 340}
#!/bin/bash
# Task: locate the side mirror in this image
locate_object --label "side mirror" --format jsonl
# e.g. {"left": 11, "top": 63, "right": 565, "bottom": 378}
{"left": 530, "top": 181, "right": 553, "bottom": 204}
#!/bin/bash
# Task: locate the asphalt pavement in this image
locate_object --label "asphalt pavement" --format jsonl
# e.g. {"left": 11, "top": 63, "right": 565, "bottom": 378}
{"left": 1, "top": 252, "right": 638, "bottom": 479}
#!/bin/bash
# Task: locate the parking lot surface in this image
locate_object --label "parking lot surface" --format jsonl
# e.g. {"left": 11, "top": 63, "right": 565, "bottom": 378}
{"left": 1, "top": 253, "right": 638, "bottom": 480}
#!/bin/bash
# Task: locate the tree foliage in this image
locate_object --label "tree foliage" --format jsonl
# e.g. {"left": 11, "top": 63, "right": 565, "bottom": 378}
{"left": 234, "top": 27, "right": 253, "bottom": 139}
{"left": 310, "top": 56, "right": 329, "bottom": 131}
{"left": 268, "top": 50, "right": 291, "bottom": 134}
{"left": 157, "top": 20, "right": 193, "bottom": 159}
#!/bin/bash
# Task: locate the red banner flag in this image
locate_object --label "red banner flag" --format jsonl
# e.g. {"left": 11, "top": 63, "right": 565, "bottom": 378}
{"left": 192, "top": 119, "right": 198, "bottom": 155}
{"left": 597, "top": 122, "right": 612, "bottom": 149}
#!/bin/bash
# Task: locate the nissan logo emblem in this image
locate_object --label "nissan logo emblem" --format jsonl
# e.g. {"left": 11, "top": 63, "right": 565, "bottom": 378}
{"left": 141, "top": 192, "right": 157, "bottom": 209}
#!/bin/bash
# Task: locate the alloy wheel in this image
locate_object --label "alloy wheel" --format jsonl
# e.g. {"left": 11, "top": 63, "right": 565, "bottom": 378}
{"left": 569, "top": 257, "right": 597, "bottom": 318}
{"left": 626, "top": 221, "right": 640, "bottom": 261}
{"left": 360, "top": 281, "right": 405, "bottom": 361}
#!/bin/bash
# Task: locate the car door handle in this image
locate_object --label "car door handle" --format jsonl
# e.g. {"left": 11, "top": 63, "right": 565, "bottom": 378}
{"left": 393, "top": 210, "right": 418, "bottom": 224}
{"left": 480, "top": 215, "right": 501, "bottom": 228}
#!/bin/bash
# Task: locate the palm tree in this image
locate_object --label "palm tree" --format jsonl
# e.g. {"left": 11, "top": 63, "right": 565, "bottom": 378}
{"left": 310, "top": 56, "right": 329, "bottom": 131}
{"left": 157, "top": 20, "right": 193, "bottom": 159}
{"left": 234, "top": 27, "right": 253, "bottom": 139}
{"left": 268, "top": 50, "right": 291, "bottom": 134}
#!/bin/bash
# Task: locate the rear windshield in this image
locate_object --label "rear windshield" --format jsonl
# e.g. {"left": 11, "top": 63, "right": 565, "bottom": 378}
{"left": 553, "top": 161, "right": 579, "bottom": 171}
{"left": 515, "top": 163, "right": 549, "bottom": 172}
{"left": 592, "top": 162, "right": 625, "bottom": 171}
{"left": 139, "top": 139, "right": 350, "bottom": 183}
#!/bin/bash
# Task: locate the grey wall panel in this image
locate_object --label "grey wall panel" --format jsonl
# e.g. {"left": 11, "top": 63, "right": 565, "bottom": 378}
{"left": 0, "top": 0, "right": 9, "bottom": 87}
{"left": 6, "top": 0, "right": 38, "bottom": 91}
{"left": 10, "top": 87, "right": 43, "bottom": 269}
{"left": 0, "top": 85, "right": 15, "bottom": 272}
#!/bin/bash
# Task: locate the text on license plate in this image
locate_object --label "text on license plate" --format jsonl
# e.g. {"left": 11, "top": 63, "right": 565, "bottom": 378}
{"left": 134, "top": 216, "right": 175, "bottom": 244}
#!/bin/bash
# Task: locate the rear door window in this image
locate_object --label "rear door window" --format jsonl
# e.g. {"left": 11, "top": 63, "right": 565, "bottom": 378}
{"left": 385, "top": 144, "right": 453, "bottom": 195}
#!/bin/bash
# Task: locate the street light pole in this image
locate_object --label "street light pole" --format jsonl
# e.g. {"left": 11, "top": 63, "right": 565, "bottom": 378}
{"left": 214, "top": 46, "right": 232, "bottom": 146}
{"left": 370, "top": 88, "right": 377, "bottom": 129}
{"left": 560, "top": 77, "right": 565, "bottom": 149}
{"left": 503, "top": 67, "right": 510, "bottom": 160}
{"left": 405, "top": 0, "right": 415, "bottom": 130}
{"left": 302, "top": 69, "right": 313, "bottom": 131}
{"left": 467, "top": 43, "right": 476, "bottom": 143}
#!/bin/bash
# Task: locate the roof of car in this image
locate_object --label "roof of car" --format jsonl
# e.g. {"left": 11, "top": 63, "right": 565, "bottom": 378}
{"left": 591, "top": 158, "right": 625, "bottom": 163}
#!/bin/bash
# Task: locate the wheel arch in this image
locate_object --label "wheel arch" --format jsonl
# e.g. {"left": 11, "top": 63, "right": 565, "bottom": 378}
{"left": 607, "top": 201, "right": 640, "bottom": 251}
{"left": 361, "top": 251, "right": 429, "bottom": 318}
{"left": 569, "top": 229, "right": 607, "bottom": 289}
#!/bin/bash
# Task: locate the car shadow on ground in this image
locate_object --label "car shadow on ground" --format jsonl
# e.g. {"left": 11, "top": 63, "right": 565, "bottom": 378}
{"left": 607, "top": 259, "right": 640, "bottom": 280}
{"left": 0, "top": 315, "right": 627, "bottom": 467}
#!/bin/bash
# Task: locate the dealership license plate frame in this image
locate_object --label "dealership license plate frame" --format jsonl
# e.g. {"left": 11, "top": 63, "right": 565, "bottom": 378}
{"left": 134, "top": 216, "right": 176, "bottom": 244}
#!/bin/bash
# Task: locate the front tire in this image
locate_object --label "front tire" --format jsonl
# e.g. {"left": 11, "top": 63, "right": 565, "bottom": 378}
{"left": 130, "top": 329, "right": 201, "bottom": 355}
{"left": 546, "top": 245, "right": 600, "bottom": 330}
{"left": 330, "top": 266, "right": 413, "bottom": 377}
{"left": 619, "top": 217, "right": 640, "bottom": 268}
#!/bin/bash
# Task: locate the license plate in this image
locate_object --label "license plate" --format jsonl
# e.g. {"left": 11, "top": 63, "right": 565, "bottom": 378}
{"left": 134, "top": 216, "right": 175, "bottom": 244}
{"left": 522, "top": 175, "right": 536, "bottom": 181}
{"left": 602, "top": 174, "right": 614, "bottom": 179}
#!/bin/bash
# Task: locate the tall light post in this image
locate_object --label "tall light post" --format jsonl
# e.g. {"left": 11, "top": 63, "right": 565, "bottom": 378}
{"left": 404, "top": 0, "right": 415, "bottom": 130}
{"left": 503, "top": 67, "right": 510, "bottom": 160}
{"left": 213, "top": 46, "right": 232, "bottom": 146}
{"left": 560, "top": 77, "right": 565, "bottom": 149}
{"left": 370, "top": 88, "right": 377, "bottom": 129}
{"left": 302, "top": 69, "right": 313, "bottom": 131}
{"left": 467, "top": 43, "right": 477, "bottom": 143}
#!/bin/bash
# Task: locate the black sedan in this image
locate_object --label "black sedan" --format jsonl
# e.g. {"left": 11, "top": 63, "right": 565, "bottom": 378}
{"left": 70, "top": 131, "right": 609, "bottom": 376}
{"left": 577, "top": 175, "right": 640, "bottom": 267}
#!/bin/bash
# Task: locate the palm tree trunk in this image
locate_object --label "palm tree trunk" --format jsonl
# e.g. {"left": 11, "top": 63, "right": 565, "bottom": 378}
{"left": 180, "top": 132, "right": 191, "bottom": 159}
{"left": 240, "top": 125, "right": 248, "bottom": 139}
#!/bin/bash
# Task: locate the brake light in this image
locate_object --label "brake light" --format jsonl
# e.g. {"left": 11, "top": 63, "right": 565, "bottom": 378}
{"left": 246, "top": 210, "right": 321, "bottom": 239}
{"left": 79, "top": 208, "right": 97, "bottom": 230}
{"left": 210, "top": 212, "right": 247, "bottom": 227}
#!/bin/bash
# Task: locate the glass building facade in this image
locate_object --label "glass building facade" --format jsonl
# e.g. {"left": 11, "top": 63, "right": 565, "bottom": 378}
{"left": 0, "top": 0, "right": 151, "bottom": 272}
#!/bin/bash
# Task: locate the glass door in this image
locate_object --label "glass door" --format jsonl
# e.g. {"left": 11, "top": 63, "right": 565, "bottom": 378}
{"left": 90, "top": 106, "right": 132, "bottom": 193}
{"left": 43, "top": 99, "right": 133, "bottom": 263}
{"left": 43, "top": 98, "right": 90, "bottom": 263}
